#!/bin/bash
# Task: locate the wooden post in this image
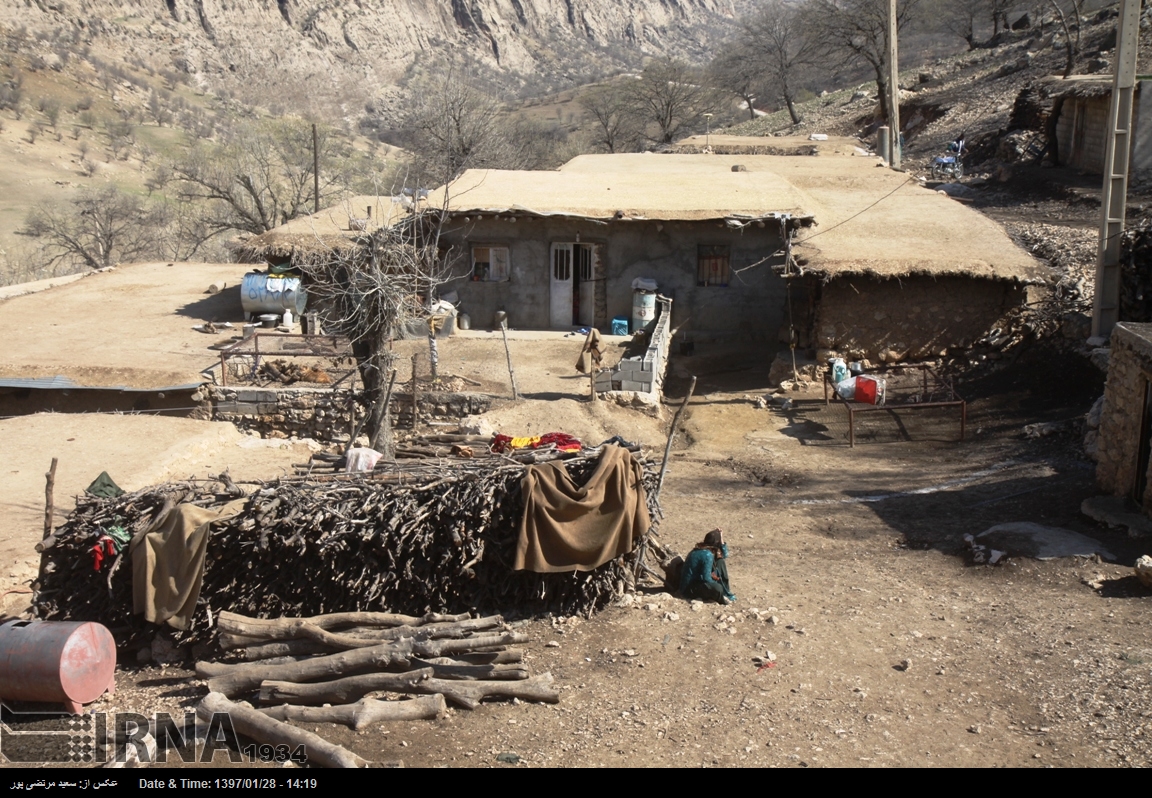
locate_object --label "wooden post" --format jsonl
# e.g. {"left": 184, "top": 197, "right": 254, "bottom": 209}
{"left": 500, "top": 321, "right": 520, "bottom": 400}
{"left": 590, "top": 370, "right": 597, "bottom": 402}
{"left": 312, "top": 123, "right": 320, "bottom": 215}
{"left": 654, "top": 376, "right": 695, "bottom": 503}
{"left": 43, "top": 458, "right": 57, "bottom": 541}
{"left": 410, "top": 353, "right": 420, "bottom": 430}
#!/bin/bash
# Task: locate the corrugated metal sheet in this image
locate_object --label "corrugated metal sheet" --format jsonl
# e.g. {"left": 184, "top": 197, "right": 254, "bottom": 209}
{"left": 0, "top": 375, "right": 204, "bottom": 392}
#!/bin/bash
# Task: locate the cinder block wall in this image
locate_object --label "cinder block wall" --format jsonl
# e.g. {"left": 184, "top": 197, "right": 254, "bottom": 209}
{"left": 814, "top": 275, "right": 1025, "bottom": 363}
{"left": 1095, "top": 322, "right": 1152, "bottom": 511}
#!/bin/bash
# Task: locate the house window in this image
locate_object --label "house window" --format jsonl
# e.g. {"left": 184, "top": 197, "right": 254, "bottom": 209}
{"left": 698, "top": 245, "right": 730, "bottom": 287}
{"left": 472, "top": 246, "right": 510, "bottom": 282}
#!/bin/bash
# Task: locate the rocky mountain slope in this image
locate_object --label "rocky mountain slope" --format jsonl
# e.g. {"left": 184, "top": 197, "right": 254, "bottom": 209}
{"left": 2, "top": 0, "right": 742, "bottom": 112}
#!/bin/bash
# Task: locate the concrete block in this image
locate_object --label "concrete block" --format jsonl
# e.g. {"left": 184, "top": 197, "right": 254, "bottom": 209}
{"left": 235, "top": 389, "right": 279, "bottom": 403}
{"left": 215, "top": 401, "right": 262, "bottom": 415}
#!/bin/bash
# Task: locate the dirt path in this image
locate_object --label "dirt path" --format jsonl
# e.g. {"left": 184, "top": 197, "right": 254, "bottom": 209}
{"left": 13, "top": 337, "right": 1151, "bottom": 769}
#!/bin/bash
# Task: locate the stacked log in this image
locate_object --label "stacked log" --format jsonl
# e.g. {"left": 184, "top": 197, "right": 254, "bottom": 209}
{"left": 35, "top": 451, "right": 672, "bottom": 647}
{"left": 194, "top": 611, "right": 557, "bottom": 767}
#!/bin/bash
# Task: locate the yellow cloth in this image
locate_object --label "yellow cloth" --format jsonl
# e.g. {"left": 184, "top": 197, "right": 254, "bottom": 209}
{"left": 508, "top": 436, "right": 542, "bottom": 449}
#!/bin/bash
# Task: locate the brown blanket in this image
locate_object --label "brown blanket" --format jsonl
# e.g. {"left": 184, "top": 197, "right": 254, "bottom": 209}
{"left": 515, "top": 445, "right": 649, "bottom": 573}
{"left": 130, "top": 498, "right": 246, "bottom": 630}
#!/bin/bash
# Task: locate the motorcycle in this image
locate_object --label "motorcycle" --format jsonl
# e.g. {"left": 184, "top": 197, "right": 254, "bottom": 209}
{"left": 930, "top": 135, "right": 966, "bottom": 181}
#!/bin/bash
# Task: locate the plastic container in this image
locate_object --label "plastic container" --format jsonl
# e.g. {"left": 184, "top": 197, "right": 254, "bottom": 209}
{"left": 458, "top": 313, "right": 471, "bottom": 331}
{"left": 830, "top": 358, "right": 849, "bottom": 384}
{"left": 494, "top": 310, "right": 508, "bottom": 328}
{"left": 854, "top": 375, "right": 886, "bottom": 405}
{"left": 0, "top": 620, "right": 116, "bottom": 714}
{"left": 611, "top": 316, "right": 629, "bottom": 336}
{"left": 259, "top": 314, "right": 278, "bottom": 329}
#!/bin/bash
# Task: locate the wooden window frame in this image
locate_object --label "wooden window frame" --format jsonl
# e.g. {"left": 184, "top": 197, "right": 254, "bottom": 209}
{"left": 471, "top": 244, "right": 510, "bottom": 282}
{"left": 698, "top": 244, "right": 731, "bottom": 287}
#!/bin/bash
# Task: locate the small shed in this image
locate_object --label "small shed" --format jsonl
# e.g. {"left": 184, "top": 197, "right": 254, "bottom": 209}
{"left": 1042, "top": 75, "right": 1152, "bottom": 179}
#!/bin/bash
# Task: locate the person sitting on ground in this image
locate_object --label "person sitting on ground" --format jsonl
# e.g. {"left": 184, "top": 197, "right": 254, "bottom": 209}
{"left": 679, "top": 528, "right": 736, "bottom": 604}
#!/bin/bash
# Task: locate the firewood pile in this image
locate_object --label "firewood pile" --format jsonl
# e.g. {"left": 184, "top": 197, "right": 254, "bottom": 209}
{"left": 194, "top": 610, "right": 557, "bottom": 768}
{"left": 34, "top": 449, "right": 672, "bottom": 648}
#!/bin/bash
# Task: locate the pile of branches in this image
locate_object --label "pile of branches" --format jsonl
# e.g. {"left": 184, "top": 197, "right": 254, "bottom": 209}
{"left": 194, "top": 610, "right": 556, "bottom": 768}
{"left": 1121, "top": 223, "right": 1152, "bottom": 324}
{"left": 35, "top": 450, "right": 671, "bottom": 647}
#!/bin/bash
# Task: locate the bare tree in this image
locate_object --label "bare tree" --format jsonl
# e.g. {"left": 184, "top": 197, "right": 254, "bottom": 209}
{"left": 296, "top": 205, "right": 458, "bottom": 456}
{"left": 167, "top": 118, "right": 350, "bottom": 242}
{"left": 23, "top": 185, "right": 155, "bottom": 270}
{"left": 399, "top": 70, "right": 527, "bottom": 185}
{"left": 626, "top": 58, "right": 720, "bottom": 145}
{"left": 803, "top": 0, "right": 920, "bottom": 123}
{"left": 740, "top": 0, "right": 822, "bottom": 124}
{"left": 708, "top": 45, "right": 763, "bottom": 122}
{"left": 937, "top": 0, "right": 988, "bottom": 48}
{"left": 578, "top": 83, "right": 643, "bottom": 152}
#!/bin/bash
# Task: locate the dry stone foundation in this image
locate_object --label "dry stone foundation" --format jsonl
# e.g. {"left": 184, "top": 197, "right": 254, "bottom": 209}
{"left": 1095, "top": 322, "right": 1152, "bottom": 513}
{"left": 198, "top": 386, "right": 491, "bottom": 441}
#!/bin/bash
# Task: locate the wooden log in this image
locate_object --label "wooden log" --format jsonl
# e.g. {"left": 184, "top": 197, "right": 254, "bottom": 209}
{"left": 410, "top": 352, "right": 420, "bottom": 430}
{"left": 35, "top": 535, "right": 58, "bottom": 553}
{"left": 230, "top": 640, "right": 336, "bottom": 661}
{"left": 405, "top": 673, "right": 559, "bottom": 710}
{"left": 260, "top": 671, "right": 556, "bottom": 710}
{"left": 283, "top": 616, "right": 506, "bottom": 650}
{"left": 259, "top": 668, "right": 433, "bottom": 706}
{"left": 258, "top": 694, "right": 446, "bottom": 731}
{"left": 195, "top": 656, "right": 313, "bottom": 678}
{"left": 207, "top": 643, "right": 416, "bottom": 698}
{"left": 217, "top": 610, "right": 469, "bottom": 640}
{"left": 405, "top": 658, "right": 528, "bottom": 681}
{"left": 197, "top": 692, "right": 366, "bottom": 768}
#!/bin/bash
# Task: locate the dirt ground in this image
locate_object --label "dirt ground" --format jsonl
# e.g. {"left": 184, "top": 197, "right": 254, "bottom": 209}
{"left": 7, "top": 329, "right": 1137, "bottom": 770}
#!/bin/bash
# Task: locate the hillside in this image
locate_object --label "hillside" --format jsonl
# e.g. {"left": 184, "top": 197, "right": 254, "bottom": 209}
{"left": 0, "top": 0, "right": 744, "bottom": 110}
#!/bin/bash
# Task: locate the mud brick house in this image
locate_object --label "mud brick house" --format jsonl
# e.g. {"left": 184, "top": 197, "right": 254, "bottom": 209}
{"left": 240, "top": 138, "right": 1049, "bottom": 366}
{"left": 1095, "top": 323, "right": 1152, "bottom": 512}
{"left": 425, "top": 155, "right": 813, "bottom": 333}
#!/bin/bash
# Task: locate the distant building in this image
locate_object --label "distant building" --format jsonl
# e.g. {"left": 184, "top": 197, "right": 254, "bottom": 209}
{"left": 1043, "top": 75, "right": 1152, "bottom": 179}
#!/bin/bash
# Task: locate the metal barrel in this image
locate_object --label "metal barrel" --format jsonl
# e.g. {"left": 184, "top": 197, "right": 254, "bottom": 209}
{"left": 0, "top": 620, "right": 116, "bottom": 710}
{"left": 241, "top": 272, "right": 308, "bottom": 316}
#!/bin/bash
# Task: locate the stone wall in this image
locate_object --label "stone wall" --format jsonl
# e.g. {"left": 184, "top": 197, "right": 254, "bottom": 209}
{"left": 202, "top": 386, "right": 491, "bottom": 441}
{"left": 814, "top": 275, "right": 1026, "bottom": 363}
{"left": 1095, "top": 322, "right": 1152, "bottom": 511}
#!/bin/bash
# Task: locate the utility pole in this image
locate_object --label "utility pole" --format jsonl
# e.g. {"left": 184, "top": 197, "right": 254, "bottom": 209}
{"left": 887, "top": 0, "right": 901, "bottom": 170}
{"left": 1093, "top": 0, "right": 1141, "bottom": 339}
{"left": 312, "top": 123, "right": 320, "bottom": 215}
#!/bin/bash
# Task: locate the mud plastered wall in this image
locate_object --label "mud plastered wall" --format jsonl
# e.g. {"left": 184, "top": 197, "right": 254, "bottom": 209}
{"left": 1095, "top": 323, "right": 1152, "bottom": 512}
{"left": 814, "top": 275, "right": 1026, "bottom": 363}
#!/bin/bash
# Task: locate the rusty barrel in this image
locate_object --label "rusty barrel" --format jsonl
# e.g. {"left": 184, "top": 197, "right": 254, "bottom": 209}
{"left": 0, "top": 620, "right": 116, "bottom": 712}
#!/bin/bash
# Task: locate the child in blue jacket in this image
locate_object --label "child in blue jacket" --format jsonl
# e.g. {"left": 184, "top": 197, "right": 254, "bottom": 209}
{"left": 679, "top": 528, "right": 736, "bottom": 604}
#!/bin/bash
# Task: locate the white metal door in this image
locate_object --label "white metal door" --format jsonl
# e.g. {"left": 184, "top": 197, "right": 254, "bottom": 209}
{"left": 550, "top": 243, "right": 573, "bottom": 329}
{"left": 577, "top": 244, "right": 596, "bottom": 328}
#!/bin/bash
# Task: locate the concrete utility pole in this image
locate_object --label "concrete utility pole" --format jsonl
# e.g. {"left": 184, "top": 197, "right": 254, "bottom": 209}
{"left": 887, "top": 0, "right": 901, "bottom": 170}
{"left": 1093, "top": 0, "right": 1142, "bottom": 339}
